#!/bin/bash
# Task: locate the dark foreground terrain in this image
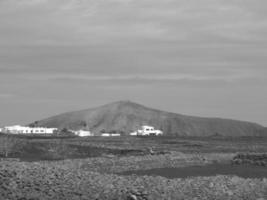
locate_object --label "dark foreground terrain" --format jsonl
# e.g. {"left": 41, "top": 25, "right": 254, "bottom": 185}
{"left": 1, "top": 134, "right": 267, "bottom": 199}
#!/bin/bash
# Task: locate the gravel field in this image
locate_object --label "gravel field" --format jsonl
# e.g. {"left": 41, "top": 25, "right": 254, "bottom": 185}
{"left": 1, "top": 136, "right": 267, "bottom": 199}
{"left": 1, "top": 153, "right": 267, "bottom": 200}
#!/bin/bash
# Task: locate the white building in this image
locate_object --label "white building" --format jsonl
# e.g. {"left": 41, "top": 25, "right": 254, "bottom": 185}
{"left": 73, "top": 130, "right": 93, "bottom": 137}
{"left": 101, "top": 133, "right": 110, "bottom": 137}
{"left": 111, "top": 133, "right": 121, "bottom": 137}
{"left": 3, "top": 125, "right": 57, "bottom": 135}
{"left": 130, "top": 131, "right": 138, "bottom": 136}
{"left": 131, "top": 125, "right": 163, "bottom": 136}
{"left": 101, "top": 133, "right": 121, "bottom": 137}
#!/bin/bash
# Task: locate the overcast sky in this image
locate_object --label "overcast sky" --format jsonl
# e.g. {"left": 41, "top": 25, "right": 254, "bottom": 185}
{"left": 0, "top": 0, "right": 266, "bottom": 126}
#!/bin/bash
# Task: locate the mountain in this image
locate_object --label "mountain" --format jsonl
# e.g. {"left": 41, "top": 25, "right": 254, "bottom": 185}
{"left": 31, "top": 101, "right": 266, "bottom": 137}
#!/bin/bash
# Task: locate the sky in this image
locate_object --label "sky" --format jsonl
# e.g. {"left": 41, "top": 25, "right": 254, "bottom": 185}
{"left": 0, "top": 0, "right": 267, "bottom": 126}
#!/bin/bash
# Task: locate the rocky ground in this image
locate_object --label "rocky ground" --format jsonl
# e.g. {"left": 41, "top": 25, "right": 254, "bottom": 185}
{"left": 1, "top": 153, "right": 267, "bottom": 200}
{"left": 1, "top": 136, "right": 267, "bottom": 199}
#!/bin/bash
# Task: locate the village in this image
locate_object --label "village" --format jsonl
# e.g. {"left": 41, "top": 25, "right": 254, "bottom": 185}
{"left": 0, "top": 125, "right": 163, "bottom": 137}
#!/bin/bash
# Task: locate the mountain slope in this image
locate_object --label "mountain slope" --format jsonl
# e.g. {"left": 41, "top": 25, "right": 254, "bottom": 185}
{"left": 32, "top": 101, "right": 265, "bottom": 136}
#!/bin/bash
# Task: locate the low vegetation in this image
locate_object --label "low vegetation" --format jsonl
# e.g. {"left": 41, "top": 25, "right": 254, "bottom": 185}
{"left": 1, "top": 134, "right": 267, "bottom": 161}
{"left": 232, "top": 153, "right": 267, "bottom": 167}
{"left": 0, "top": 135, "right": 27, "bottom": 158}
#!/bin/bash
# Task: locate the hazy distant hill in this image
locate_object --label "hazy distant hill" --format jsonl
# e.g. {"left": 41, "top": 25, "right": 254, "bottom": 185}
{"left": 32, "top": 101, "right": 265, "bottom": 136}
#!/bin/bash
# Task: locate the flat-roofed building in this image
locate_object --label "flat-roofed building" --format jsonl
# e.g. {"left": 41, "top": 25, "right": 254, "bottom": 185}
{"left": 73, "top": 130, "right": 93, "bottom": 137}
{"left": 131, "top": 125, "right": 163, "bottom": 136}
{"left": 101, "top": 133, "right": 121, "bottom": 137}
{"left": 3, "top": 125, "right": 57, "bottom": 134}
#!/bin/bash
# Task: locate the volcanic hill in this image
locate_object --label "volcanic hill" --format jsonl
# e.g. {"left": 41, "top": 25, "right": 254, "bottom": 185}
{"left": 32, "top": 101, "right": 265, "bottom": 136}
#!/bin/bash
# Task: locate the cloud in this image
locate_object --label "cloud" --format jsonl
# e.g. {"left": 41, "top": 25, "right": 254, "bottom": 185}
{"left": 0, "top": 93, "right": 15, "bottom": 98}
{"left": 0, "top": 0, "right": 267, "bottom": 45}
{"left": 4, "top": 70, "right": 263, "bottom": 85}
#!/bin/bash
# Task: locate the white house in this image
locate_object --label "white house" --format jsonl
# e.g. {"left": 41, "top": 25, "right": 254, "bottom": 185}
{"left": 130, "top": 131, "right": 138, "bottom": 136}
{"left": 101, "top": 133, "right": 121, "bottom": 137}
{"left": 73, "top": 130, "right": 93, "bottom": 137}
{"left": 131, "top": 125, "right": 163, "bottom": 136}
{"left": 101, "top": 133, "right": 111, "bottom": 137}
{"left": 3, "top": 125, "right": 57, "bottom": 134}
{"left": 110, "top": 133, "right": 121, "bottom": 137}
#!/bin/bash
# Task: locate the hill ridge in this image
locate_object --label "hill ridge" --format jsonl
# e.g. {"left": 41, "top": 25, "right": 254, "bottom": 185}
{"left": 31, "top": 100, "right": 265, "bottom": 137}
